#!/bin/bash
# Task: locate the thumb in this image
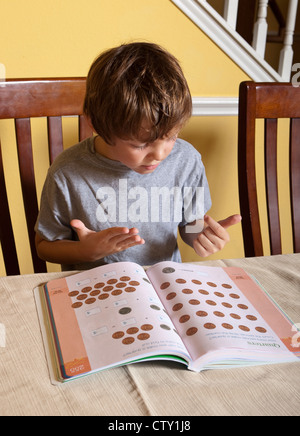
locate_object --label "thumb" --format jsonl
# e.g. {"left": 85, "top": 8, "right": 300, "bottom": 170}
{"left": 70, "top": 219, "right": 94, "bottom": 239}
{"left": 218, "top": 214, "right": 242, "bottom": 229}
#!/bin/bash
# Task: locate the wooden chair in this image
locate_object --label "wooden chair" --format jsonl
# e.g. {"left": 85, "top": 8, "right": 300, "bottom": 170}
{"left": 238, "top": 81, "right": 300, "bottom": 257}
{"left": 0, "top": 78, "right": 93, "bottom": 275}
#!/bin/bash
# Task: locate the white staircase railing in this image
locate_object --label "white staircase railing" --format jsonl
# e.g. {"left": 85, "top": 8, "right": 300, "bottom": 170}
{"left": 172, "top": 0, "right": 299, "bottom": 82}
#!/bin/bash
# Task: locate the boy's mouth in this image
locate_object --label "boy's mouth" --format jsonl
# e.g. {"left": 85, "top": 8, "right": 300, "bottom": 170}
{"left": 141, "top": 163, "right": 160, "bottom": 171}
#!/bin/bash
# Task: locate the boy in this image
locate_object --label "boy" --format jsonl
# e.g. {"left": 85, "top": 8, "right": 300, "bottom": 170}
{"left": 35, "top": 42, "right": 241, "bottom": 270}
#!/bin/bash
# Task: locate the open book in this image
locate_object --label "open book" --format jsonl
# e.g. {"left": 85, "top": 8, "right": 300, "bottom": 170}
{"left": 34, "top": 261, "right": 300, "bottom": 383}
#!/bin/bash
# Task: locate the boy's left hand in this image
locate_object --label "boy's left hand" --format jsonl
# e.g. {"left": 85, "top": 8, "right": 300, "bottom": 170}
{"left": 193, "top": 214, "right": 241, "bottom": 257}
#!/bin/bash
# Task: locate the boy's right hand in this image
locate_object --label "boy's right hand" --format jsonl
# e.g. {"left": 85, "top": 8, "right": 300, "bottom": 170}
{"left": 70, "top": 219, "right": 145, "bottom": 262}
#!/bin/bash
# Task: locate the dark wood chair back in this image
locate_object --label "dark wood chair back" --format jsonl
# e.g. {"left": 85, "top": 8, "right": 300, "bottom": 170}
{"left": 238, "top": 81, "right": 300, "bottom": 256}
{"left": 0, "top": 78, "right": 93, "bottom": 275}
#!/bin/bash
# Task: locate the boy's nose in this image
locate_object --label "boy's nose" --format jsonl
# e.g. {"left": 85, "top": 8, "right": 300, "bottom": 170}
{"left": 149, "top": 142, "right": 167, "bottom": 161}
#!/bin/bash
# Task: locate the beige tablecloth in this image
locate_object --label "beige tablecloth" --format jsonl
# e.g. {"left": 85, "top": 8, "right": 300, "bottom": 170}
{"left": 0, "top": 254, "right": 299, "bottom": 416}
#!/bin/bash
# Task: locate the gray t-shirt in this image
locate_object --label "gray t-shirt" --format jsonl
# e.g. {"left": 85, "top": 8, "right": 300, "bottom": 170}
{"left": 35, "top": 137, "right": 211, "bottom": 270}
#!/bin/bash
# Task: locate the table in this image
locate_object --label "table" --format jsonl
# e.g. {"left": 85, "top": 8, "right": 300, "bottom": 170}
{"left": 0, "top": 254, "right": 299, "bottom": 416}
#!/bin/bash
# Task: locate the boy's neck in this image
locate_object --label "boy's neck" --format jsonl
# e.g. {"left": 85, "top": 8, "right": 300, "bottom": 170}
{"left": 94, "top": 136, "right": 117, "bottom": 161}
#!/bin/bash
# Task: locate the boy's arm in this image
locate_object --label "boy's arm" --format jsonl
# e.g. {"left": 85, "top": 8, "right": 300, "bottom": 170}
{"left": 179, "top": 214, "right": 241, "bottom": 257}
{"left": 35, "top": 220, "right": 145, "bottom": 265}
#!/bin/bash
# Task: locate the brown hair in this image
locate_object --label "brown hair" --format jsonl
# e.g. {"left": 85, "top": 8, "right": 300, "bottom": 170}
{"left": 83, "top": 42, "right": 192, "bottom": 144}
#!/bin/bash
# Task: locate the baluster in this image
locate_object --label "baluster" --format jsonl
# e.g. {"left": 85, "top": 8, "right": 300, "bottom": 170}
{"left": 252, "top": 0, "right": 269, "bottom": 58}
{"left": 224, "top": 0, "right": 239, "bottom": 29}
{"left": 279, "top": 0, "right": 299, "bottom": 81}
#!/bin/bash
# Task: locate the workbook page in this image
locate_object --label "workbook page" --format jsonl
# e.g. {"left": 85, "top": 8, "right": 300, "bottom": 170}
{"left": 45, "top": 262, "right": 190, "bottom": 378}
{"left": 146, "top": 262, "right": 296, "bottom": 362}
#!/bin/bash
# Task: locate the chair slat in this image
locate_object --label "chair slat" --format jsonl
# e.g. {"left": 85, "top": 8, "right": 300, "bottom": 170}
{"left": 79, "top": 115, "right": 93, "bottom": 142}
{"left": 239, "top": 81, "right": 300, "bottom": 257}
{"left": 238, "top": 82, "right": 263, "bottom": 257}
{"left": 47, "top": 116, "right": 64, "bottom": 164}
{"left": 15, "top": 118, "right": 47, "bottom": 272}
{"left": 264, "top": 118, "right": 282, "bottom": 255}
{"left": 0, "top": 78, "right": 89, "bottom": 274}
{"left": 0, "top": 140, "right": 20, "bottom": 275}
{"left": 290, "top": 118, "right": 300, "bottom": 253}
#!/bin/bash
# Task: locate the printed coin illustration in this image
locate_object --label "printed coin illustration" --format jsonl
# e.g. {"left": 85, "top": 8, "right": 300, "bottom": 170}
{"left": 90, "top": 290, "right": 100, "bottom": 296}
{"left": 137, "top": 333, "right": 150, "bottom": 341}
{"left": 118, "top": 307, "right": 132, "bottom": 315}
{"left": 107, "top": 279, "right": 118, "bottom": 284}
{"left": 127, "top": 327, "right": 139, "bottom": 335}
{"left": 229, "top": 293, "right": 240, "bottom": 299}
{"left": 213, "top": 311, "right": 225, "bottom": 317}
{"left": 160, "top": 282, "right": 170, "bottom": 290}
{"left": 103, "top": 286, "right": 114, "bottom": 292}
{"left": 222, "top": 302, "right": 233, "bottom": 308}
{"left": 222, "top": 283, "right": 232, "bottom": 289}
{"left": 189, "top": 299, "right": 200, "bottom": 305}
{"left": 150, "top": 304, "right": 161, "bottom": 310}
{"left": 222, "top": 323, "right": 234, "bottom": 330}
{"left": 206, "top": 300, "right": 217, "bottom": 306}
{"left": 172, "top": 303, "right": 183, "bottom": 311}
{"left": 82, "top": 286, "right": 92, "bottom": 293}
{"left": 94, "top": 282, "right": 105, "bottom": 288}
{"left": 141, "top": 324, "right": 153, "bottom": 331}
{"left": 182, "top": 288, "right": 193, "bottom": 294}
{"left": 196, "top": 311, "right": 208, "bottom": 317}
{"left": 192, "top": 279, "right": 202, "bottom": 285}
{"left": 256, "top": 327, "right": 267, "bottom": 333}
{"left": 129, "top": 281, "right": 140, "bottom": 286}
{"left": 176, "top": 278, "right": 186, "bottom": 284}
{"left": 77, "top": 294, "right": 87, "bottom": 300}
{"left": 160, "top": 324, "right": 171, "bottom": 330}
{"left": 237, "top": 304, "right": 248, "bottom": 310}
{"left": 198, "top": 289, "right": 209, "bottom": 295}
{"left": 166, "top": 292, "right": 177, "bottom": 300}
{"left": 204, "top": 323, "right": 216, "bottom": 330}
{"left": 246, "top": 315, "right": 257, "bottom": 321}
{"left": 239, "top": 325, "right": 250, "bottom": 332}
{"left": 230, "top": 313, "right": 241, "bottom": 320}
{"left": 207, "top": 282, "right": 217, "bottom": 287}
{"left": 179, "top": 315, "right": 190, "bottom": 323}
{"left": 98, "top": 294, "right": 109, "bottom": 300}
{"left": 125, "top": 287, "right": 136, "bottom": 293}
{"left": 122, "top": 337, "right": 135, "bottom": 345}
{"left": 186, "top": 327, "right": 198, "bottom": 336}
{"left": 112, "top": 331, "right": 125, "bottom": 339}
{"left": 68, "top": 291, "right": 79, "bottom": 297}
{"left": 72, "top": 302, "right": 83, "bottom": 309}
{"left": 162, "top": 267, "right": 176, "bottom": 273}
{"left": 85, "top": 298, "right": 96, "bottom": 305}
{"left": 120, "top": 276, "right": 131, "bottom": 281}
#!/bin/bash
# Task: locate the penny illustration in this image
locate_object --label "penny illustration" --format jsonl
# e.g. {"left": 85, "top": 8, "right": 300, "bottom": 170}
{"left": 204, "top": 323, "right": 216, "bottom": 330}
{"left": 186, "top": 327, "right": 198, "bottom": 336}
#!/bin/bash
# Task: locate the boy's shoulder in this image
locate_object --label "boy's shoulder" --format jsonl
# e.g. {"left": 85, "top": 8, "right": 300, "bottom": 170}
{"left": 49, "top": 137, "right": 94, "bottom": 173}
{"left": 171, "top": 138, "right": 204, "bottom": 166}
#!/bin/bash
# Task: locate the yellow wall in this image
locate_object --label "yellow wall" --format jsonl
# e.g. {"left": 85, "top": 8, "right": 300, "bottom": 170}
{"left": 0, "top": 0, "right": 251, "bottom": 274}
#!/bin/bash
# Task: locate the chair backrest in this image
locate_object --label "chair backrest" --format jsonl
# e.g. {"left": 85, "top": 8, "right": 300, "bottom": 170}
{"left": 0, "top": 78, "right": 93, "bottom": 275}
{"left": 238, "top": 81, "right": 300, "bottom": 257}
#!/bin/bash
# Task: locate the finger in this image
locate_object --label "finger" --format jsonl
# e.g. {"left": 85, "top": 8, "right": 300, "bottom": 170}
{"left": 70, "top": 219, "right": 94, "bottom": 239}
{"left": 117, "top": 236, "right": 145, "bottom": 251}
{"left": 217, "top": 214, "right": 242, "bottom": 229}
{"left": 204, "top": 215, "right": 229, "bottom": 239}
{"left": 193, "top": 236, "right": 214, "bottom": 258}
{"left": 200, "top": 227, "right": 227, "bottom": 250}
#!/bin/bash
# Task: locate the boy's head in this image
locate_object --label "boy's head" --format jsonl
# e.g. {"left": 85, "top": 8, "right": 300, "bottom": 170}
{"left": 84, "top": 42, "right": 192, "bottom": 145}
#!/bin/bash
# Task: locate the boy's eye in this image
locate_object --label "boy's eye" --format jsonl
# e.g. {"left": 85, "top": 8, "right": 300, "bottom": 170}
{"left": 132, "top": 144, "right": 148, "bottom": 150}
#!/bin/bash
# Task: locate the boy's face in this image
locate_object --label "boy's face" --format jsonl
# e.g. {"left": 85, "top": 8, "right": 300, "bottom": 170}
{"left": 95, "top": 130, "right": 179, "bottom": 174}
